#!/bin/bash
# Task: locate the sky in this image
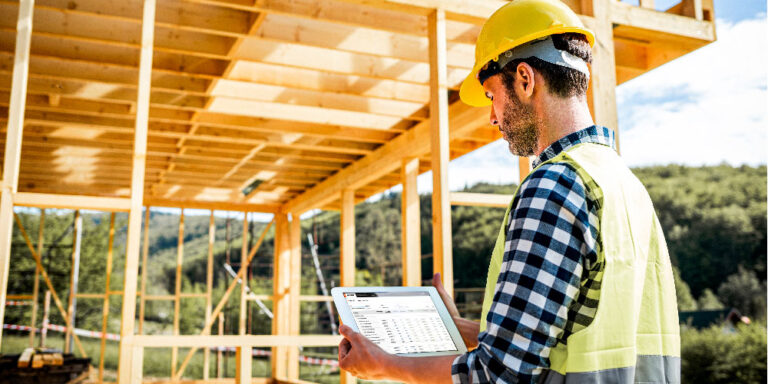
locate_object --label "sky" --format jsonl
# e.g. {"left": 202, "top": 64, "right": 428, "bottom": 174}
{"left": 422, "top": 0, "right": 768, "bottom": 194}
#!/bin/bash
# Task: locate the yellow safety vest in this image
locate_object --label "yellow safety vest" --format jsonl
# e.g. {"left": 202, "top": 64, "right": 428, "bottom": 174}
{"left": 479, "top": 142, "right": 680, "bottom": 383}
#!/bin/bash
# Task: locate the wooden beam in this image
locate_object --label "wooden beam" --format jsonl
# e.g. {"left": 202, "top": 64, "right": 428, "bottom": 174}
{"left": 0, "top": 0, "right": 34, "bottom": 347}
{"left": 171, "top": 209, "right": 185, "bottom": 377}
{"left": 138, "top": 207, "right": 150, "bottom": 334}
{"left": 65, "top": 210, "right": 82, "bottom": 354}
{"left": 98, "top": 213, "right": 116, "bottom": 383}
{"left": 235, "top": 346, "right": 252, "bottom": 384}
{"left": 428, "top": 8, "right": 453, "bottom": 297}
{"left": 203, "top": 210, "right": 215, "bottom": 380}
{"left": 287, "top": 214, "right": 302, "bottom": 380}
{"left": 282, "top": 100, "right": 489, "bottom": 214}
{"left": 13, "top": 192, "right": 132, "bottom": 211}
{"left": 610, "top": 1, "right": 715, "bottom": 42}
{"left": 240, "top": 213, "right": 248, "bottom": 336}
{"left": 143, "top": 198, "right": 279, "bottom": 213}
{"left": 340, "top": 188, "right": 356, "bottom": 384}
{"left": 28, "top": 209, "right": 44, "bottom": 347}
{"left": 117, "top": 0, "right": 156, "bottom": 382}
{"left": 401, "top": 158, "right": 421, "bottom": 287}
{"left": 449, "top": 192, "right": 513, "bottom": 208}
{"left": 583, "top": 0, "right": 620, "bottom": 152}
{"left": 334, "top": 0, "right": 504, "bottom": 24}
{"left": 272, "top": 213, "right": 291, "bottom": 380}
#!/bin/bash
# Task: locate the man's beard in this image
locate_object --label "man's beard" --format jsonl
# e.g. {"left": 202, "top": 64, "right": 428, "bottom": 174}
{"left": 500, "top": 90, "right": 538, "bottom": 157}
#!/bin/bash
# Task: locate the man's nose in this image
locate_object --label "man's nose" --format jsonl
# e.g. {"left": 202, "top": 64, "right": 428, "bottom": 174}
{"left": 490, "top": 105, "right": 499, "bottom": 126}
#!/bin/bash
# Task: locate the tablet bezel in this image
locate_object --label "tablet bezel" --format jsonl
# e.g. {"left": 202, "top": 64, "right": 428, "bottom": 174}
{"left": 331, "top": 286, "right": 468, "bottom": 357}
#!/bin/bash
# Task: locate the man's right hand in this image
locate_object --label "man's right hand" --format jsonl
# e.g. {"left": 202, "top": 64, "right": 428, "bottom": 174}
{"left": 432, "top": 273, "right": 480, "bottom": 349}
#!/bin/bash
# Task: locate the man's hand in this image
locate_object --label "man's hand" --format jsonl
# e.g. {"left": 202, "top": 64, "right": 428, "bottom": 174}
{"left": 338, "top": 324, "right": 396, "bottom": 380}
{"left": 432, "top": 273, "right": 480, "bottom": 349}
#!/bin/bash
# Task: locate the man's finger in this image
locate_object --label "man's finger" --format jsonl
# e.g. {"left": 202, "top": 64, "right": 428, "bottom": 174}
{"left": 339, "top": 338, "right": 352, "bottom": 359}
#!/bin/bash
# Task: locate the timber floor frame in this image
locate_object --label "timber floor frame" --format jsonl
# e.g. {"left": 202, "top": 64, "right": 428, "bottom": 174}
{"left": 0, "top": 0, "right": 715, "bottom": 383}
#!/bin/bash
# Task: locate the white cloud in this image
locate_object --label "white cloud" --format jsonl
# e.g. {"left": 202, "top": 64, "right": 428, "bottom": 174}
{"left": 617, "top": 16, "right": 767, "bottom": 167}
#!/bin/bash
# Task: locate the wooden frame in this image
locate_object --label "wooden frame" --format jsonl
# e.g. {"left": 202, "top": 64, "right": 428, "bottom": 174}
{"left": 0, "top": 0, "right": 716, "bottom": 382}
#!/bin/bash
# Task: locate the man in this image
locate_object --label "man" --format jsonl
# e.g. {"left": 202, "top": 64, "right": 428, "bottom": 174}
{"left": 337, "top": 0, "right": 681, "bottom": 383}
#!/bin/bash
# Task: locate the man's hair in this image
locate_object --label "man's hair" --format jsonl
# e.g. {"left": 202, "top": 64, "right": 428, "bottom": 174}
{"left": 500, "top": 33, "right": 593, "bottom": 98}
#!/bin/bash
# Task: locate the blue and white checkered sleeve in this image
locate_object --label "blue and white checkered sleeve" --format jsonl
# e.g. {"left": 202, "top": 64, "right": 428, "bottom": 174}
{"left": 452, "top": 163, "right": 592, "bottom": 384}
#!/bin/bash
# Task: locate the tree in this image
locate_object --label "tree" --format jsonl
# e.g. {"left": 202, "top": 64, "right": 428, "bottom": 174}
{"left": 717, "top": 266, "right": 767, "bottom": 320}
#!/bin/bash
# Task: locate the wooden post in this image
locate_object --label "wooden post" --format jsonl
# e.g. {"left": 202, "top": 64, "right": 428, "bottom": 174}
{"left": 171, "top": 210, "right": 184, "bottom": 377}
{"left": 518, "top": 157, "right": 531, "bottom": 183}
{"left": 287, "top": 214, "right": 302, "bottom": 379}
{"left": 240, "top": 213, "right": 249, "bottom": 336}
{"left": 216, "top": 313, "right": 224, "bottom": 378}
{"left": 340, "top": 190, "right": 356, "bottom": 287}
{"left": 66, "top": 210, "right": 82, "bottom": 354}
{"left": 203, "top": 210, "right": 215, "bottom": 380}
{"left": 639, "top": 0, "right": 655, "bottom": 9}
{"left": 340, "top": 190, "right": 356, "bottom": 384}
{"left": 118, "top": 0, "right": 156, "bottom": 381}
{"left": 29, "top": 209, "right": 45, "bottom": 347}
{"left": 428, "top": 8, "right": 453, "bottom": 297}
{"left": 40, "top": 290, "right": 50, "bottom": 347}
{"left": 130, "top": 346, "right": 144, "bottom": 384}
{"left": 271, "top": 213, "right": 290, "bottom": 380}
{"left": 99, "top": 213, "right": 116, "bottom": 383}
{"left": 401, "top": 158, "right": 421, "bottom": 287}
{"left": 138, "top": 207, "right": 150, "bottom": 334}
{"left": 0, "top": 0, "right": 34, "bottom": 348}
{"left": 235, "top": 346, "right": 252, "bottom": 384}
{"left": 582, "top": 0, "right": 620, "bottom": 152}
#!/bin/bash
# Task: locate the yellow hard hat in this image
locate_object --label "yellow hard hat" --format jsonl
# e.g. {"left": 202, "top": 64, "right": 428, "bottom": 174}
{"left": 459, "top": 0, "right": 595, "bottom": 107}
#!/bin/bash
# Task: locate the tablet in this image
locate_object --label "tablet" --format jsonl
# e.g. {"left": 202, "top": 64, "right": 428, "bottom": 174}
{"left": 331, "top": 286, "right": 467, "bottom": 357}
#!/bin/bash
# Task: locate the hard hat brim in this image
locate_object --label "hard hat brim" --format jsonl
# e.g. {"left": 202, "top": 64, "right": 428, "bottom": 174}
{"left": 460, "top": 27, "right": 595, "bottom": 107}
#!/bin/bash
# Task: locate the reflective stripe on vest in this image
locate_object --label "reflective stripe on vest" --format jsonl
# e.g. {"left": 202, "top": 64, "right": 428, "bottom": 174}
{"left": 479, "top": 142, "right": 680, "bottom": 383}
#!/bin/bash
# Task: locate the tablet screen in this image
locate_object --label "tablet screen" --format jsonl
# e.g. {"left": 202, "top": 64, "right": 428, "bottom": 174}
{"left": 342, "top": 291, "right": 458, "bottom": 354}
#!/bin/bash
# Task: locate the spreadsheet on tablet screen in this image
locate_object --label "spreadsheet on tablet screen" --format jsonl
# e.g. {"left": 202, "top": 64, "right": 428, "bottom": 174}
{"left": 342, "top": 291, "right": 458, "bottom": 354}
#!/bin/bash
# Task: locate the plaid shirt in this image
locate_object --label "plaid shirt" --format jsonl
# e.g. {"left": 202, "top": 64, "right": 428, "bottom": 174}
{"left": 452, "top": 126, "right": 616, "bottom": 383}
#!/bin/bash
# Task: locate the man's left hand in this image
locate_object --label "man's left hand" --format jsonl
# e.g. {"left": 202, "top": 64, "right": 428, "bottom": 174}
{"left": 338, "top": 324, "right": 397, "bottom": 380}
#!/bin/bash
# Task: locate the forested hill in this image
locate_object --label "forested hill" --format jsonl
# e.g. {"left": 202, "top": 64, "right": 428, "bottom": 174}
{"left": 7, "top": 164, "right": 767, "bottom": 331}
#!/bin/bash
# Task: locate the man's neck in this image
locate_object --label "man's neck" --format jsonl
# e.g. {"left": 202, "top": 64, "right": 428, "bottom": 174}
{"left": 534, "top": 96, "right": 594, "bottom": 156}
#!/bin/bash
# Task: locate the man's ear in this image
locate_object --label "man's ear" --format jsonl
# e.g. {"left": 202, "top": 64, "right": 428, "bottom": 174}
{"left": 515, "top": 62, "right": 536, "bottom": 101}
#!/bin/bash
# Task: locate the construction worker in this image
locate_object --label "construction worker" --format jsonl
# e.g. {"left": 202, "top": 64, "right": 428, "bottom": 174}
{"left": 337, "top": 0, "right": 680, "bottom": 382}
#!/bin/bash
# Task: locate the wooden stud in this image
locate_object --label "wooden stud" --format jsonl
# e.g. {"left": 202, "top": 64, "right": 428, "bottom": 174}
{"left": 240, "top": 213, "right": 249, "bottom": 336}
{"left": 29, "top": 209, "right": 44, "bottom": 347}
{"left": 217, "top": 313, "right": 225, "bottom": 379}
{"left": 639, "top": 0, "right": 655, "bottom": 9}
{"left": 340, "top": 190, "right": 356, "bottom": 287}
{"left": 130, "top": 345, "right": 144, "bottom": 384}
{"left": 117, "top": 0, "right": 156, "bottom": 382}
{"left": 235, "top": 346, "right": 252, "bottom": 384}
{"left": 138, "top": 207, "right": 151, "bottom": 334}
{"left": 174, "top": 220, "right": 274, "bottom": 379}
{"left": 0, "top": 0, "right": 34, "bottom": 347}
{"left": 583, "top": 0, "right": 619, "bottom": 152}
{"left": 340, "top": 189, "right": 356, "bottom": 384}
{"left": 66, "top": 210, "right": 83, "bottom": 354}
{"left": 12, "top": 213, "right": 87, "bottom": 357}
{"left": 171, "top": 209, "right": 185, "bottom": 377}
{"left": 428, "top": 8, "right": 453, "bottom": 297}
{"left": 287, "top": 214, "right": 302, "bottom": 379}
{"left": 99, "top": 213, "right": 116, "bottom": 383}
{"left": 203, "top": 210, "right": 215, "bottom": 380}
{"left": 518, "top": 156, "right": 531, "bottom": 182}
{"left": 401, "top": 158, "right": 421, "bottom": 287}
{"left": 271, "top": 213, "right": 291, "bottom": 380}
